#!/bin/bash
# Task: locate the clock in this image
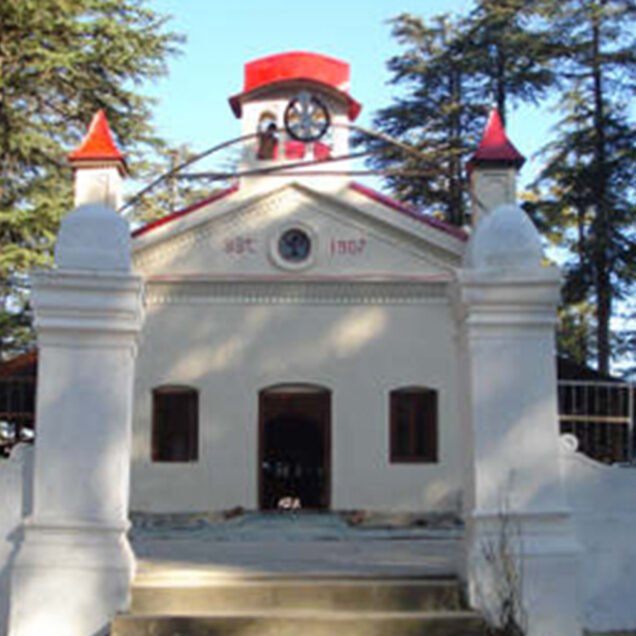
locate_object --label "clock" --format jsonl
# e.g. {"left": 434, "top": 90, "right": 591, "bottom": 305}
{"left": 278, "top": 228, "right": 311, "bottom": 263}
{"left": 284, "top": 91, "right": 330, "bottom": 142}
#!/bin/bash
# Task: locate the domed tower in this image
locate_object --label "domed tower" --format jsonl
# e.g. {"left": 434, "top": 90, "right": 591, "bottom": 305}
{"left": 229, "top": 51, "right": 362, "bottom": 189}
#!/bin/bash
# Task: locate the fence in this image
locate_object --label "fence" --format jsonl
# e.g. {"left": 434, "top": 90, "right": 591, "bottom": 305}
{"left": 558, "top": 380, "right": 635, "bottom": 464}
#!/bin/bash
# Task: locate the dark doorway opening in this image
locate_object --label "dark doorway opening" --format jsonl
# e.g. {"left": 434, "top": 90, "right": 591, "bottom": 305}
{"left": 259, "top": 386, "right": 331, "bottom": 510}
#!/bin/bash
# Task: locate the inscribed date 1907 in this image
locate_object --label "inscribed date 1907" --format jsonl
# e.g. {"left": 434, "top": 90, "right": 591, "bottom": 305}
{"left": 330, "top": 238, "right": 367, "bottom": 256}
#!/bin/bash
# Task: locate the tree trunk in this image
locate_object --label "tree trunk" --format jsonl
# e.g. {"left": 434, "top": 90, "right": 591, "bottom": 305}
{"left": 591, "top": 2, "right": 611, "bottom": 374}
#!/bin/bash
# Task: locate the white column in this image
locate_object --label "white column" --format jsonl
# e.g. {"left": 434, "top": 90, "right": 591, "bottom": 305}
{"left": 8, "top": 203, "right": 144, "bottom": 636}
{"left": 469, "top": 166, "right": 517, "bottom": 226}
{"left": 458, "top": 203, "right": 582, "bottom": 635}
{"left": 73, "top": 164, "right": 124, "bottom": 210}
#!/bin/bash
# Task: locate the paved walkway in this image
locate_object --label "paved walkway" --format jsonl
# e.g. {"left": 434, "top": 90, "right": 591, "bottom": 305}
{"left": 130, "top": 513, "right": 462, "bottom": 580}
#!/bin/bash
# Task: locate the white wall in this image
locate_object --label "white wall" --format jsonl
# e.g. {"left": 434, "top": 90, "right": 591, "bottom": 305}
{"left": 130, "top": 295, "right": 462, "bottom": 514}
{"left": 0, "top": 446, "right": 32, "bottom": 636}
{"left": 561, "top": 436, "right": 636, "bottom": 633}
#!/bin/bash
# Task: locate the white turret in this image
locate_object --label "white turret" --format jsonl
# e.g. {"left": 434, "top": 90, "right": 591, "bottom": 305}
{"left": 228, "top": 51, "right": 362, "bottom": 192}
{"left": 467, "top": 108, "right": 525, "bottom": 227}
{"left": 68, "top": 110, "right": 127, "bottom": 211}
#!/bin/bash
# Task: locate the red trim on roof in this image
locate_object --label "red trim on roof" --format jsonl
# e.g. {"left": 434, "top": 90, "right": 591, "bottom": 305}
{"left": 68, "top": 110, "right": 126, "bottom": 165}
{"left": 229, "top": 52, "right": 362, "bottom": 121}
{"left": 349, "top": 183, "right": 468, "bottom": 242}
{"left": 131, "top": 184, "right": 239, "bottom": 238}
{"left": 468, "top": 108, "right": 525, "bottom": 168}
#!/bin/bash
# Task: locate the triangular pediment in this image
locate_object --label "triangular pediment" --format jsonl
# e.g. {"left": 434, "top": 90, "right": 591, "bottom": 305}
{"left": 133, "top": 182, "right": 465, "bottom": 279}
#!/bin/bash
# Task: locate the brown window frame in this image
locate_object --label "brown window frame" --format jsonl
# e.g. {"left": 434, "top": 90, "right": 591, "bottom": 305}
{"left": 151, "top": 385, "right": 199, "bottom": 463}
{"left": 389, "top": 387, "right": 438, "bottom": 463}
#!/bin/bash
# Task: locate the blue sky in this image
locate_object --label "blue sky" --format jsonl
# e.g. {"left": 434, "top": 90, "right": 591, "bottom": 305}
{"left": 145, "top": 0, "right": 552, "bottom": 187}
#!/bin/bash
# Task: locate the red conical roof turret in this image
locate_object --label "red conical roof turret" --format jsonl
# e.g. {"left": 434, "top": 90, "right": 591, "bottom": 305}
{"left": 68, "top": 110, "right": 126, "bottom": 172}
{"left": 469, "top": 108, "right": 525, "bottom": 169}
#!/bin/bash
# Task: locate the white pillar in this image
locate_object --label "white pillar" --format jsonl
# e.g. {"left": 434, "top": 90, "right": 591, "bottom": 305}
{"left": 73, "top": 164, "right": 124, "bottom": 210}
{"left": 469, "top": 166, "right": 517, "bottom": 226}
{"left": 458, "top": 204, "right": 582, "bottom": 635}
{"left": 8, "top": 203, "right": 144, "bottom": 636}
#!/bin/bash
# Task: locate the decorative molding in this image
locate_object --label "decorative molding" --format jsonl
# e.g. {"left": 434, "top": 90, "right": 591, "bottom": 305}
{"left": 133, "top": 188, "right": 299, "bottom": 271}
{"left": 145, "top": 277, "right": 451, "bottom": 306}
{"left": 133, "top": 184, "right": 462, "bottom": 275}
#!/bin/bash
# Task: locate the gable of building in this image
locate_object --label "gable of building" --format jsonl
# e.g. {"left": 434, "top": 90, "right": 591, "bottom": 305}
{"left": 132, "top": 182, "right": 465, "bottom": 280}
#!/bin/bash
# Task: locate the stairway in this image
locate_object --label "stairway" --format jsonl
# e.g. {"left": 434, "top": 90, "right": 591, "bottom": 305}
{"left": 111, "top": 574, "right": 489, "bottom": 635}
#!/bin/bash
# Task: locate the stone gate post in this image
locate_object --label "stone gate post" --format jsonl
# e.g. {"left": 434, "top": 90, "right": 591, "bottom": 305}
{"left": 458, "top": 202, "right": 582, "bottom": 635}
{"left": 8, "top": 201, "right": 144, "bottom": 636}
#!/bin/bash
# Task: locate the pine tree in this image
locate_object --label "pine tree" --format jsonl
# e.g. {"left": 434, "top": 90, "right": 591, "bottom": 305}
{"left": 531, "top": 0, "right": 636, "bottom": 373}
{"left": 367, "top": 2, "right": 554, "bottom": 224}
{"left": 365, "top": 13, "right": 484, "bottom": 226}
{"left": 463, "top": 0, "right": 554, "bottom": 126}
{"left": 0, "top": 0, "right": 182, "bottom": 358}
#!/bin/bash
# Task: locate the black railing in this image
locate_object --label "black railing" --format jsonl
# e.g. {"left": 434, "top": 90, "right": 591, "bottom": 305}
{"left": 558, "top": 381, "right": 635, "bottom": 464}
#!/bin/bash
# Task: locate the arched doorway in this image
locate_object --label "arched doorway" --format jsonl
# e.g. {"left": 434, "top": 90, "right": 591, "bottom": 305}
{"left": 259, "top": 385, "right": 331, "bottom": 510}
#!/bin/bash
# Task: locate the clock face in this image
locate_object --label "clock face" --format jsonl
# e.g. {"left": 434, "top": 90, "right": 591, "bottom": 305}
{"left": 278, "top": 228, "right": 312, "bottom": 263}
{"left": 284, "top": 91, "right": 330, "bottom": 142}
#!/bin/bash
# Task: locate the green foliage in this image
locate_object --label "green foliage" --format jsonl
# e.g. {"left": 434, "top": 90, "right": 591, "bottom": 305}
{"left": 364, "top": 13, "right": 485, "bottom": 226}
{"left": 367, "top": 2, "right": 554, "bottom": 226}
{"left": 530, "top": 0, "right": 636, "bottom": 373}
{"left": 373, "top": 0, "right": 635, "bottom": 371}
{"left": 463, "top": 0, "right": 555, "bottom": 123}
{"left": 0, "top": 0, "right": 182, "bottom": 358}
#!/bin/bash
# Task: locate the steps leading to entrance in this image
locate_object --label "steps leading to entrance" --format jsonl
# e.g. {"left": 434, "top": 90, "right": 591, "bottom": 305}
{"left": 111, "top": 575, "right": 489, "bottom": 636}
{"left": 130, "top": 576, "right": 463, "bottom": 614}
{"left": 112, "top": 611, "right": 487, "bottom": 636}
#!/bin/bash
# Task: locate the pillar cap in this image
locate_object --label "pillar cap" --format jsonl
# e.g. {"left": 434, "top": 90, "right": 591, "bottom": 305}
{"left": 463, "top": 203, "right": 543, "bottom": 270}
{"left": 55, "top": 203, "right": 131, "bottom": 271}
{"left": 68, "top": 110, "right": 127, "bottom": 175}
{"left": 468, "top": 108, "right": 525, "bottom": 170}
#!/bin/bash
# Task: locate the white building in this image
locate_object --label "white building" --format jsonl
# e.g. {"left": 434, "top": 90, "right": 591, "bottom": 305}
{"left": 120, "top": 51, "right": 495, "bottom": 515}
{"left": 0, "top": 51, "right": 534, "bottom": 519}
{"left": 13, "top": 51, "right": 630, "bottom": 636}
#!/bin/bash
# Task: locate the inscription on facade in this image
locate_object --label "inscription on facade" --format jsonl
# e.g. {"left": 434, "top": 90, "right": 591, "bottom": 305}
{"left": 330, "top": 237, "right": 367, "bottom": 257}
{"left": 224, "top": 236, "right": 257, "bottom": 255}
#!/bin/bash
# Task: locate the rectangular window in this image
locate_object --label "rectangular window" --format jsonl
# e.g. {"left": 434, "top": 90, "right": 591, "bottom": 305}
{"left": 390, "top": 388, "right": 438, "bottom": 463}
{"left": 152, "top": 387, "right": 198, "bottom": 462}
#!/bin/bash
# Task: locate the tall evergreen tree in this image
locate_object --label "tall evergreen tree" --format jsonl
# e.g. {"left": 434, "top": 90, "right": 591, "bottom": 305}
{"left": 0, "top": 0, "right": 182, "bottom": 358}
{"left": 463, "top": 0, "right": 555, "bottom": 126}
{"left": 531, "top": 0, "right": 636, "bottom": 373}
{"left": 364, "top": 13, "right": 484, "bottom": 226}
{"left": 367, "top": 2, "right": 554, "bottom": 224}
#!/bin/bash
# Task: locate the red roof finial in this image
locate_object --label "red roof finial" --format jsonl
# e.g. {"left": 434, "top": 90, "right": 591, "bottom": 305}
{"left": 469, "top": 108, "right": 525, "bottom": 169}
{"left": 68, "top": 110, "right": 126, "bottom": 170}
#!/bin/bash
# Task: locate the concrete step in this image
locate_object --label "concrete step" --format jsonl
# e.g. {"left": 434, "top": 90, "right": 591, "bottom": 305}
{"left": 130, "top": 576, "right": 464, "bottom": 614}
{"left": 111, "top": 610, "right": 488, "bottom": 636}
